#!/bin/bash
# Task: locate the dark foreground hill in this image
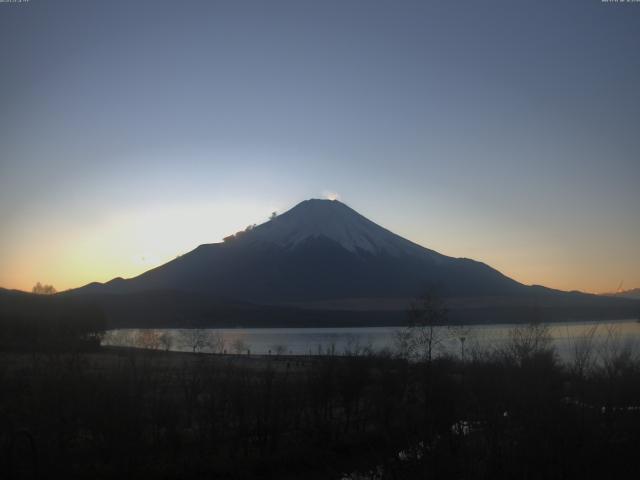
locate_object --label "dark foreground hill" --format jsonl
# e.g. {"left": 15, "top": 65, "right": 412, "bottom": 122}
{"left": 2, "top": 344, "right": 639, "bottom": 480}
{"left": 0, "top": 288, "right": 105, "bottom": 349}
{"left": 64, "top": 289, "right": 638, "bottom": 329}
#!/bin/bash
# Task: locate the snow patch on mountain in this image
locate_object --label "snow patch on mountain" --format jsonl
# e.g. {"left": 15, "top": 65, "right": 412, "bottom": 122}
{"left": 242, "top": 199, "right": 444, "bottom": 260}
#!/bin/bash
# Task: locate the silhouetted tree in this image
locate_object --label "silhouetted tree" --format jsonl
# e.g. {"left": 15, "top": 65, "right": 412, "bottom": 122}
{"left": 181, "top": 329, "right": 210, "bottom": 353}
{"left": 231, "top": 337, "right": 248, "bottom": 354}
{"left": 397, "top": 289, "right": 448, "bottom": 362}
{"left": 272, "top": 344, "right": 287, "bottom": 356}
{"left": 32, "top": 282, "right": 56, "bottom": 295}
{"left": 223, "top": 224, "right": 257, "bottom": 242}
{"left": 159, "top": 331, "right": 173, "bottom": 351}
{"left": 209, "top": 331, "right": 225, "bottom": 353}
{"left": 504, "top": 321, "right": 553, "bottom": 366}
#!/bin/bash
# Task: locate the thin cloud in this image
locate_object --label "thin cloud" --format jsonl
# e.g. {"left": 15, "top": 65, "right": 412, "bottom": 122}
{"left": 321, "top": 190, "right": 341, "bottom": 201}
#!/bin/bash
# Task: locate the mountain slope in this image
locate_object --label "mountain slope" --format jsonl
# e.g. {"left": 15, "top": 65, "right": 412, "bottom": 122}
{"left": 73, "top": 199, "right": 527, "bottom": 302}
{"left": 601, "top": 288, "right": 640, "bottom": 300}
{"left": 238, "top": 199, "right": 442, "bottom": 257}
{"left": 67, "top": 199, "right": 640, "bottom": 326}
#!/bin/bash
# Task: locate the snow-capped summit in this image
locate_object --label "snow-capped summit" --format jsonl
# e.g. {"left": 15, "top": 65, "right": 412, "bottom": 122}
{"left": 67, "top": 198, "right": 640, "bottom": 326}
{"left": 239, "top": 199, "right": 441, "bottom": 259}
{"left": 72, "top": 198, "right": 528, "bottom": 302}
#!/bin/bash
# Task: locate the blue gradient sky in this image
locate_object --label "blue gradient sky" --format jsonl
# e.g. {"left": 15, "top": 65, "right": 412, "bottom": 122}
{"left": 1, "top": 0, "right": 639, "bottom": 293}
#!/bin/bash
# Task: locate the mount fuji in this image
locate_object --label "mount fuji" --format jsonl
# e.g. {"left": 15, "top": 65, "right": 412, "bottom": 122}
{"left": 69, "top": 199, "right": 639, "bottom": 326}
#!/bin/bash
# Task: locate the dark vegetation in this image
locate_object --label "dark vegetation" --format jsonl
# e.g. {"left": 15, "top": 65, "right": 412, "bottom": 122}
{"left": 1, "top": 289, "right": 639, "bottom": 479}
{"left": 223, "top": 223, "right": 258, "bottom": 243}
{"left": 0, "top": 289, "right": 105, "bottom": 352}
{"left": 30, "top": 283, "right": 56, "bottom": 295}
{"left": 1, "top": 329, "right": 639, "bottom": 478}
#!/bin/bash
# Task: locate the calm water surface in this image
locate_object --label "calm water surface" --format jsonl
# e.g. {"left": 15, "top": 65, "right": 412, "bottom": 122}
{"left": 103, "top": 319, "right": 640, "bottom": 362}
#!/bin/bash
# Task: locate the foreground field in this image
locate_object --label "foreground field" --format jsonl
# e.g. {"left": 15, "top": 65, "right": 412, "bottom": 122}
{"left": 1, "top": 341, "right": 640, "bottom": 480}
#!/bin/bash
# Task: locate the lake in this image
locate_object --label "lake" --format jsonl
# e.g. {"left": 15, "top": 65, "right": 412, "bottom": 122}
{"left": 102, "top": 319, "right": 640, "bottom": 362}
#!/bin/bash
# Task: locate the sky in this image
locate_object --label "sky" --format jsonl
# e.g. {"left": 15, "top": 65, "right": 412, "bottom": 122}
{"left": 1, "top": 0, "right": 639, "bottom": 294}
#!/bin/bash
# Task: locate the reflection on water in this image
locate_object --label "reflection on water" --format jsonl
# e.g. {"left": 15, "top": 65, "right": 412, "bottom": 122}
{"left": 102, "top": 319, "right": 640, "bottom": 362}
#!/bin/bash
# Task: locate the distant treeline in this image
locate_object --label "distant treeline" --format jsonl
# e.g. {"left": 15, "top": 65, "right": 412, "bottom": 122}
{"left": 0, "top": 290, "right": 106, "bottom": 351}
{"left": 66, "top": 289, "right": 640, "bottom": 329}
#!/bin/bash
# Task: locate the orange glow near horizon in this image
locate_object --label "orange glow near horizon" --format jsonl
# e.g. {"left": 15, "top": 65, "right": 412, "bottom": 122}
{"left": 2, "top": 0, "right": 639, "bottom": 301}
{"left": 0, "top": 201, "right": 282, "bottom": 293}
{"left": 1, "top": 201, "right": 638, "bottom": 295}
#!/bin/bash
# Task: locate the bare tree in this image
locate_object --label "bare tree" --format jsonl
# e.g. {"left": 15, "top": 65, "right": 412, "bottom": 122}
{"left": 598, "top": 324, "right": 636, "bottom": 380}
{"left": 159, "top": 332, "right": 173, "bottom": 352}
{"left": 209, "top": 331, "right": 226, "bottom": 354}
{"left": 32, "top": 282, "right": 56, "bottom": 295}
{"left": 231, "top": 337, "right": 248, "bottom": 355}
{"left": 393, "top": 327, "right": 414, "bottom": 359}
{"left": 396, "top": 290, "right": 448, "bottom": 362}
{"left": 272, "top": 344, "right": 287, "bottom": 356}
{"left": 504, "top": 322, "right": 554, "bottom": 366}
{"left": 180, "top": 329, "right": 210, "bottom": 353}
{"left": 568, "top": 324, "right": 598, "bottom": 378}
